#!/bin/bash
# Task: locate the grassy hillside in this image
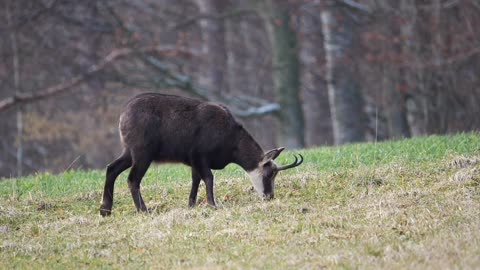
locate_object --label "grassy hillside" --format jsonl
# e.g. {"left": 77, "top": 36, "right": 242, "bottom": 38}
{"left": 1, "top": 133, "right": 479, "bottom": 269}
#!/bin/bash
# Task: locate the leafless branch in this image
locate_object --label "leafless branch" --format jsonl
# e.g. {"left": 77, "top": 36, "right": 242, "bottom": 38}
{"left": 0, "top": 0, "right": 60, "bottom": 33}
{"left": 141, "top": 54, "right": 280, "bottom": 118}
{"left": 229, "top": 103, "right": 280, "bottom": 118}
{"left": 102, "top": 2, "right": 278, "bottom": 118}
{"left": 417, "top": 0, "right": 460, "bottom": 10}
{"left": 0, "top": 46, "right": 190, "bottom": 112}
{"left": 339, "top": 0, "right": 372, "bottom": 14}
{"left": 404, "top": 46, "right": 480, "bottom": 70}
{"left": 142, "top": 55, "right": 210, "bottom": 99}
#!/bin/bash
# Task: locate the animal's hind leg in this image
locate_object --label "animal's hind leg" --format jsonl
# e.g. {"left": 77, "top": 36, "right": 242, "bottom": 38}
{"left": 100, "top": 150, "right": 132, "bottom": 216}
{"left": 127, "top": 156, "right": 152, "bottom": 213}
{"left": 189, "top": 168, "right": 201, "bottom": 207}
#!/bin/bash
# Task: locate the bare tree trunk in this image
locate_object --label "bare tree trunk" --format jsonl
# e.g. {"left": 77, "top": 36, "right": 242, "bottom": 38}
{"left": 195, "top": 0, "right": 228, "bottom": 95}
{"left": 264, "top": 0, "right": 305, "bottom": 148}
{"left": 299, "top": 5, "right": 333, "bottom": 146}
{"left": 400, "top": 0, "right": 426, "bottom": 136}
{"left": 6, "top": 2, "right": 23, "bottom": 177}
{"left": 321, "top": 3, "right": 366, "bottom": 144}
{"left": 378, "top": 1, "right": 411, "bottom": 139}
{"left": 225, "top": 19, "right": 277, "bottom": 149}
{"left": 427, "top": 0, "right": 449, "bottom": 134}
{"left": 384, "top": 74, "right": 411, "bottom": 139}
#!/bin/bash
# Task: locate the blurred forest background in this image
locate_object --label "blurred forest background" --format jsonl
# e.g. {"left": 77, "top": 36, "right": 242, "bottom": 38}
{"left": 1, "top": 0, "right": 479, "bottom": 178}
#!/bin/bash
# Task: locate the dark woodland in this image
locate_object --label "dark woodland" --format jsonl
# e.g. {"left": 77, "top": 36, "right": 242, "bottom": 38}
{"left": 1, "top": 0, "right": 479, "bottom": 178}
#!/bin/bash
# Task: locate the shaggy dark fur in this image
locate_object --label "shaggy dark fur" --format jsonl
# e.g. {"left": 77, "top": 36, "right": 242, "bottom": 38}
{"left": 100, "top": 93, "right": 302, "bottom": 216}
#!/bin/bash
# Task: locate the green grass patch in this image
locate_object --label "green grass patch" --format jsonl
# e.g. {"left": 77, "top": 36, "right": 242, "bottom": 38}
{"left": 1, "top": 132, "right": 479, "bottom": 269}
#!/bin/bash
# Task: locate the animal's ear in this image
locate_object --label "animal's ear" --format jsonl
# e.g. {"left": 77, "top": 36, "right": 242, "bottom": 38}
{"left": 261, "top": 147, "right": 285, "bottom": 164}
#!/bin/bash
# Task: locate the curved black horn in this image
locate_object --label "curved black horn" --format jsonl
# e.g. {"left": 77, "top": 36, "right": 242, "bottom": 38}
{"left": 277, "top": 154, "right": 304, "bottom": 171}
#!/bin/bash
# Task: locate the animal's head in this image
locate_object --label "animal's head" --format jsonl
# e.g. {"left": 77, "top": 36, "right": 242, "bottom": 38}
{"left": 248, "top": 147, "right": 303, "bottom": 200}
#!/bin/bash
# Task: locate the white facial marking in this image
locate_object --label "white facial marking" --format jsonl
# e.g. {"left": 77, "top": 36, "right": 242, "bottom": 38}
{"left": 248, "top": 167, "right": 264, "bottom": 196}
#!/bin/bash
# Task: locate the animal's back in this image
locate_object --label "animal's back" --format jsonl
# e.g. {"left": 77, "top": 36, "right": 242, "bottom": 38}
{"left": 118, "top": 93, "right": 241, "bottom": 167}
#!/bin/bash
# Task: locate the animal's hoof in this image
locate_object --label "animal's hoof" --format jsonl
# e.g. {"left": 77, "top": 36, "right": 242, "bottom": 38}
{"left": 138, "top": 207, "right": 151, "bottom": 215}
{"left": 188, "top": 199, "right": 197, "bottom": 208}
{"left": 100, "top": 208, "right": 112, "bottom": 217}
{"left": 263, "top": 193, "right": 274, "bottom": 200}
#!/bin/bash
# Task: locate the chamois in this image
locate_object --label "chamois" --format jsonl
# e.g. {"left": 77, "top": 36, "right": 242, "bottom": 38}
{"left": 100, "top": 93, "right": 303, "bottom": 216}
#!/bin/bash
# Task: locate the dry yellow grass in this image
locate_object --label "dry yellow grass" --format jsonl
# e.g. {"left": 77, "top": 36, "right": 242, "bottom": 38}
{"left": 1, "top": 134, "right": 479, "bottom": 269}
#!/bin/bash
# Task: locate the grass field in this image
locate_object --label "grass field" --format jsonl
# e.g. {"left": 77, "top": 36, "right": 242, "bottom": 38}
{"left": 1, "top": 133, "right": 479, "bottom": 269}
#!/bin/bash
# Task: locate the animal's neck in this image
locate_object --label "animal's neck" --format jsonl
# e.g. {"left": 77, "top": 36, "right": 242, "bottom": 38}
{"left": 234, "top": 130, "right": 263, "bottom": 172}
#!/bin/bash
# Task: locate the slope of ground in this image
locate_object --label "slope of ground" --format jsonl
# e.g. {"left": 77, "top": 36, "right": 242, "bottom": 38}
{"left": 1, "top": 133, "right": 479, "bottom": 269}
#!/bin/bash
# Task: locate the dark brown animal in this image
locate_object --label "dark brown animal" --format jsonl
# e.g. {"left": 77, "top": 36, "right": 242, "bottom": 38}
{"left": 100, "top": 93, "right": 303, "bottom": 216}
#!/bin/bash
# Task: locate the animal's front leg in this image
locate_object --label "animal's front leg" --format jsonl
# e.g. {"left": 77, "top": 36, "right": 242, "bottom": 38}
{"left": 100, "top": 150, "right": 132, "bottom": 216}
{"left": 189, "top": 168, "right": 201, "bottom": 207}
{"left": 193, "top": 160, "right": 216, "bottom": 207}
